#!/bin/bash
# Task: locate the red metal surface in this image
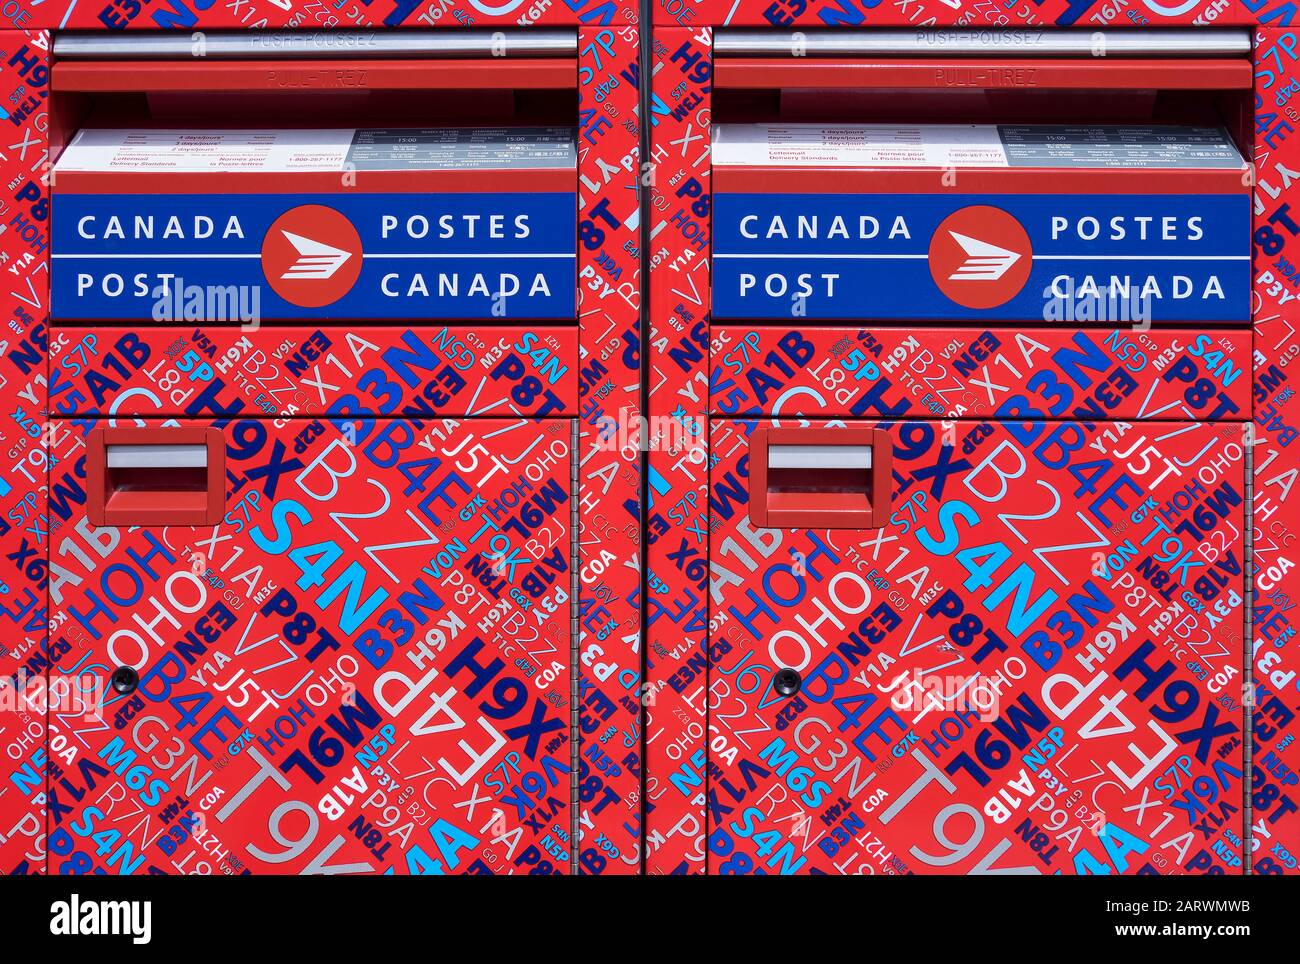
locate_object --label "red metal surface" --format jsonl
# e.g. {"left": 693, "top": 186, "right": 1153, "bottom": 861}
{"left": 649, "top": 24, "right": 1264, "bottom": 876}
{"left": 39, "top": 0, "right": 642, "bottom": 29}
{"left": 709, "top": 327, "right": 1253, "bottom": 421}
{"left": 704, "top": 416, "right": 1247, "bottom": 875}
{"left": 53, "top": 59, "right": 577, "bottom": 92}
{"left": 51, "top": 415, "right": 577, "bottom": 875}
{"left": 645, "top": 27, "right": 715, "bottom": 875}
{"left": 1250, "top": 30, "right": 1300, "bottom": 877}
{"left": 1, "top": 7, "right": 1296, "bottom": 882}
{"left": 0, "top": 23, "right": 646, "bottom": 877}
{"left": 49, "top": 326, "right": 581, "bottom": 417}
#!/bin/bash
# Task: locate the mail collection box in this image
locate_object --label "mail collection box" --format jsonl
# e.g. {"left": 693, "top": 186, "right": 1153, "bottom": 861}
{"left": 32, "top": 31, "right": 593, "bottom": 879}
{"left": 51, "top": 127, "right": 577, "bottom": 322}
{"left": 711, "top": 123, "right": 1251, "bottom": 323}
{"left": 672, "top": 31, "right": 1256, "bottom": 876}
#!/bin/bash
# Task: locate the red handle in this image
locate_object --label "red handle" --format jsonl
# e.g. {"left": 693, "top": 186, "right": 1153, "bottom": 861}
{"left": 87, "top": 427, "right": 226, "bottom": 527}
{"left": 52, "top": 58, "right": 577, "bottom": 92}
{"left": 749, "top": 427, "right": 891, "bottom": 530}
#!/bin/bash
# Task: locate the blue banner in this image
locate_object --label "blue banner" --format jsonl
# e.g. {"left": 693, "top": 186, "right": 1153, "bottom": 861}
{"left": 712, "top": 193, "right": 1250, "bottom": 322}
{"left": 52, "top": 192, "right": 577, "bottom": 321}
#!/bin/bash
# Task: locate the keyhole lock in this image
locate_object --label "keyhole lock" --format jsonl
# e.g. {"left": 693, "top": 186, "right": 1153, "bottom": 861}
{"left": 111, "top": 665, "right": 139, "bottom": 696}
{"left": 772, "top": 667, "right": 802, "bottom": 698}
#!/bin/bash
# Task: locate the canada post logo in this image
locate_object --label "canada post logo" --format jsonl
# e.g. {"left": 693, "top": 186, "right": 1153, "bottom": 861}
{"left": 928, "top": 205, "right": 1033, "bottom": 309}
{"left": 49, "top": 191, "right": 578, "bottom": 321}
{"left": 710, "top": 191, "right": 1250, "bottom": 322}
{"left": 261, "top": 204, "right": 363, "bottom": 307}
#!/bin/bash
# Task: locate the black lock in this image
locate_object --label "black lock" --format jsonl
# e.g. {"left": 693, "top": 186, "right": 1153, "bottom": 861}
{"left": 110, "top": 665, "right": 139, "bottom": 696}
{"left": 772, "top": 667, "right": 802, "bottom": 698}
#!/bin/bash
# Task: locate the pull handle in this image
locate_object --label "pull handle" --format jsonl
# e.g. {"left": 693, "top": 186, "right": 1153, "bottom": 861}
{"left": 87, "top": 427, "right": 225, "bottom": 527}
{"left": 52, "top": 30, "right": 578, "bottom": 60}
{"left": 749, "top": 427, "right": 891, "bottom": 529}
{"left": 712, "top": 28, "right": 1252, "bottom": 58}
{"left": 52, "top": 59, "right": 577, "bottom": 93}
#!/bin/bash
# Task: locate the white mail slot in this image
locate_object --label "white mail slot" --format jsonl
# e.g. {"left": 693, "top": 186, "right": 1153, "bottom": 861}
{"left": 106, "top": 444, "right": 209, "bottom": 469}
{"left": 768, "top": 443, "right": 873, "bottom": 470}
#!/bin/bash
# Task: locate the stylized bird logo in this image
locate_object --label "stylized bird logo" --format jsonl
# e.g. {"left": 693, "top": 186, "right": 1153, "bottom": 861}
{"left": 946, "top": 231, "right": 1022, "bottom": 282}
{"left": 278, "top": 230, "right": 353, "bottom": 280}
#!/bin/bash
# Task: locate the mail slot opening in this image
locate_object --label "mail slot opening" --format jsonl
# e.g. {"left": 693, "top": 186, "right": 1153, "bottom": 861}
{"left": 107, "top": 444, "right": 208, "bottom": 494}
{"left": 711, "top": 29, "right": 1253, "bottom": 141}
{"left": 751, "top": 429, "right": 890, "bottom": 529}
{"left": 711, "top": 74, "right": 1252, "bottom": 130}
{"left": 768, "top": 443, "right": 873, "bottom": 497}
{"left": 88, "top": 428, "right": 225, "bottom": 527}
{"left": 49, "top": 30, "right": 579, "bottom": 138}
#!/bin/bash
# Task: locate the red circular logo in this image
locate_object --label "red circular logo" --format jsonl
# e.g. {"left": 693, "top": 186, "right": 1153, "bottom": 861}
{"left": 928, "top": 205, "right": 1033, "bottom": 310}
{"left": 261, "top": 204, "right": 363, "bottom": 308}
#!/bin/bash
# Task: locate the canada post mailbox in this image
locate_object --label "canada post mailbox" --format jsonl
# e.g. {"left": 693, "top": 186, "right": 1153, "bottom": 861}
{"left": 711, "top": 123, "right": 1250, "bottom": 323}
{"left": 51, "top": 127, "right": 577, "bottom": 322}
